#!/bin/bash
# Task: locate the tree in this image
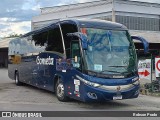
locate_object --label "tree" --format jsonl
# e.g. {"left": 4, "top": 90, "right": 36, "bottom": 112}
{"left": 5, "top": 34, "right": 23, "bottom": 38}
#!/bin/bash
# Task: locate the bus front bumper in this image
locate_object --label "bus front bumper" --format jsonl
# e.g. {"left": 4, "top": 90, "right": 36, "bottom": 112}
{"left": 82, "top": 82, "right": 140, "bottom": 102}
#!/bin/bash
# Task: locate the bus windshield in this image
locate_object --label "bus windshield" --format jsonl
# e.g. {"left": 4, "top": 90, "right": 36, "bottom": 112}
{"left": 82, "top": 28, "right": 137, "bottom": 75}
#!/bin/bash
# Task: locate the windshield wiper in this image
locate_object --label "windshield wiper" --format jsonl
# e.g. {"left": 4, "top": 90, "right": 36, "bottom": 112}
{"left": 85, "top": 69, "right": 98, "bottom": 76}
{"left": 85, "top": 69, "right": 121, "bottom": 76}
{"left": 99, "top": 70, "right": 121, "bottom": 74}
{"left": 108, "top": 66, "right": 127, "bottom": 68}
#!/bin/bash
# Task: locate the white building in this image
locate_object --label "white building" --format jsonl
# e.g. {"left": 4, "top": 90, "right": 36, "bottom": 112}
{"left": 30, "top": 0, "right": 157, "bottom": 50}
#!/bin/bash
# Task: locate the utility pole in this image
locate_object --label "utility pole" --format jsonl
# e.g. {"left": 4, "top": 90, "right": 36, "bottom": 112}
{"left": 112, "top": 0, "right": 116, "bottom": 22}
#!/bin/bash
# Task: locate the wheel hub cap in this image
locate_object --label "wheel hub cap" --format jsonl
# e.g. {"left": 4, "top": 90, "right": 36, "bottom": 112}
{"left": 57, "top": 83, "right": 64, "bottom": 98}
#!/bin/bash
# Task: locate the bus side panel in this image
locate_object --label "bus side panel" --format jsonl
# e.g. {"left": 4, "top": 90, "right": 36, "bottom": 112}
{"left": 8, "top": 63, "right": 17, "bottom": 80}
{"left": 32, "top": 52, "right": 64, "bottom": 92}
{"left": 60, "top": 69, "right": 85, "bottom": 101}
{"left": 8, "top": 38, "right": 23, "bottom": 81}
{"left": 19, "top": 55, "right": 34, "bottom": 84}
{"left": 8, "top": 55, "right": 21, "bottom": 80}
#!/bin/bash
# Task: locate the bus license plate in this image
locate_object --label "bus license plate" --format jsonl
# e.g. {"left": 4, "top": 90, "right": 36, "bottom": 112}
{"left": 113, "top": 95, "right": 122, "bottom": 100}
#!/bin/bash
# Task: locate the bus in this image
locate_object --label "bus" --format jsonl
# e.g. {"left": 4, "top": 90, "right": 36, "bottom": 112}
{"left": 8, "top": 19, "right": 148, "bottom": 102}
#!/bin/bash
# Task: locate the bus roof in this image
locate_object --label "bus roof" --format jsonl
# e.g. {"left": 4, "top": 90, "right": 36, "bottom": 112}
{"left": 22, "top": 19, "right": 127, "bottom": 37}
{"left": 74, "top": 19, "right": 127, "bottom": 30}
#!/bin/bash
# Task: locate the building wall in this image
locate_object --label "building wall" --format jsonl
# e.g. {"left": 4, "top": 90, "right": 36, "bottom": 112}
{"left": 31, "top": 0, "right": 160, "bottom": 43}
{"left": 0, "top": 38, "right": 16, "bottom": 68}
{"left": 114, "top": 0, "right": 160, "bottom": 16}
{"left": 32, "top": 0, "right": 113, "bottom": 30}
{"left": 114, "top": 1, "right": 160, "bottom": 32}
{"left": 32, "top": 0, "right": 160, "bottom": 32}
{"left": 0, "top": 48, "right": 8, "bottom": 68}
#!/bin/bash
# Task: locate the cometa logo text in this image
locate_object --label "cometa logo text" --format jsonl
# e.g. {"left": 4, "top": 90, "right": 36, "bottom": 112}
{"left": 36, "top": 56, "right": 54, "bottom": 65}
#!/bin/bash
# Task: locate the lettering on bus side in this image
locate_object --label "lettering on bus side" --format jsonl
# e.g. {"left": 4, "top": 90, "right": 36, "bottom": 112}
{"left": 36, "top": 56, "right": 54, "bottom": 65}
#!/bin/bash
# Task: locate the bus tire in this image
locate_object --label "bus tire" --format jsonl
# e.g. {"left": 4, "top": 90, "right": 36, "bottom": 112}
{"left": 15, "top": 72, "right": 22, "bottom": 86}
{"left": 55, "top": 79, "right": 69, "bottom": 102}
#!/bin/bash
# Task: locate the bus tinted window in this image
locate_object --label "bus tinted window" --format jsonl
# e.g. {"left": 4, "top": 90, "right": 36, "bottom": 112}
{"left": 46, "top": 27, "right": 64, "bottom": 54}
{"left": 32, "top": 31, "right": 48, "bottom": 52}
{"left": 32, "top": 26, "right": 64, "bottom": 54}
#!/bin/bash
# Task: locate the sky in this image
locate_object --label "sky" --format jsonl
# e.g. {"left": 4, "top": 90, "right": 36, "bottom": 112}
{"left": 0, "top": 0, "right": 160, "bottom": 38}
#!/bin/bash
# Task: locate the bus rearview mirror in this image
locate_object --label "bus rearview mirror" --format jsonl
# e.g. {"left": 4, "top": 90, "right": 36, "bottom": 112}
{"left": 67, "top": 32, "right": 88, "bottom": 50}
{"left": 131, "top": 36, "right": 149, "bottom": 54}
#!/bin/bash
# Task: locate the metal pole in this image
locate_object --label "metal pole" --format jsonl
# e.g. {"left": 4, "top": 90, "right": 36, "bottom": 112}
{"left": 112, "top": 0, "right": 116, "bottom": 22}
{"left": 151, "top": 53, "right": 153, "bottom": 82}
{"left": 58, "top": 23, "right": 66, "bottom": 59}
{"left": 151, "top": 53, "right": 154, "bottom": 92}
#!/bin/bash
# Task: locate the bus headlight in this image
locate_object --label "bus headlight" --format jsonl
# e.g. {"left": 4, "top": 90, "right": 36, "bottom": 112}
{"left": 132, "top": 80, "right": 140, "bottom": 85}
{"left": 132, "top": 77, "right": 139, "bottom": 82}
{"left": 76, "top": 75, "right": 101, "bottom": 88}
{"left": 89, "top": 82, "right": 101, "bottom": 88}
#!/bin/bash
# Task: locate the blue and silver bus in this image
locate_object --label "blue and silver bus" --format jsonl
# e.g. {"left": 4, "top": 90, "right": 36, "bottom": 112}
{"left": 8, "top": 19, "right": 148, "bottom": 102}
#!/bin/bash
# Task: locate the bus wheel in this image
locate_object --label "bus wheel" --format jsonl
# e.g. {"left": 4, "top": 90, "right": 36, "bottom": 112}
{"left": 55, "top": 79, "right": 69, "bottom": 102}
{"left": 15, "top": 72, "right": 22, "bottom": 86}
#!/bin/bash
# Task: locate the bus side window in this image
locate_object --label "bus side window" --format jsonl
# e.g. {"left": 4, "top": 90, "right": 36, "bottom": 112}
{"left": 32, "top": 31, "right": 48, "bottom": 53}
{"left": 46, "top": 26, "right": 64, "bottom": 54}
{"left": 71, "top": 41, "right": 81, "bottom": 69}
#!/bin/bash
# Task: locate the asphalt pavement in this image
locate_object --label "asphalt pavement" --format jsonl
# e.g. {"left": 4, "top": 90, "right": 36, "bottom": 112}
{"left": 0, "top": 68, "right": 160, "bottom": 120}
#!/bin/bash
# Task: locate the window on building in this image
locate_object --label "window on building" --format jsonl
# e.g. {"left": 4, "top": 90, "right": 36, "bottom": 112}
{"left": 116, "top": 15, "right": 160, "bottom": 31}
